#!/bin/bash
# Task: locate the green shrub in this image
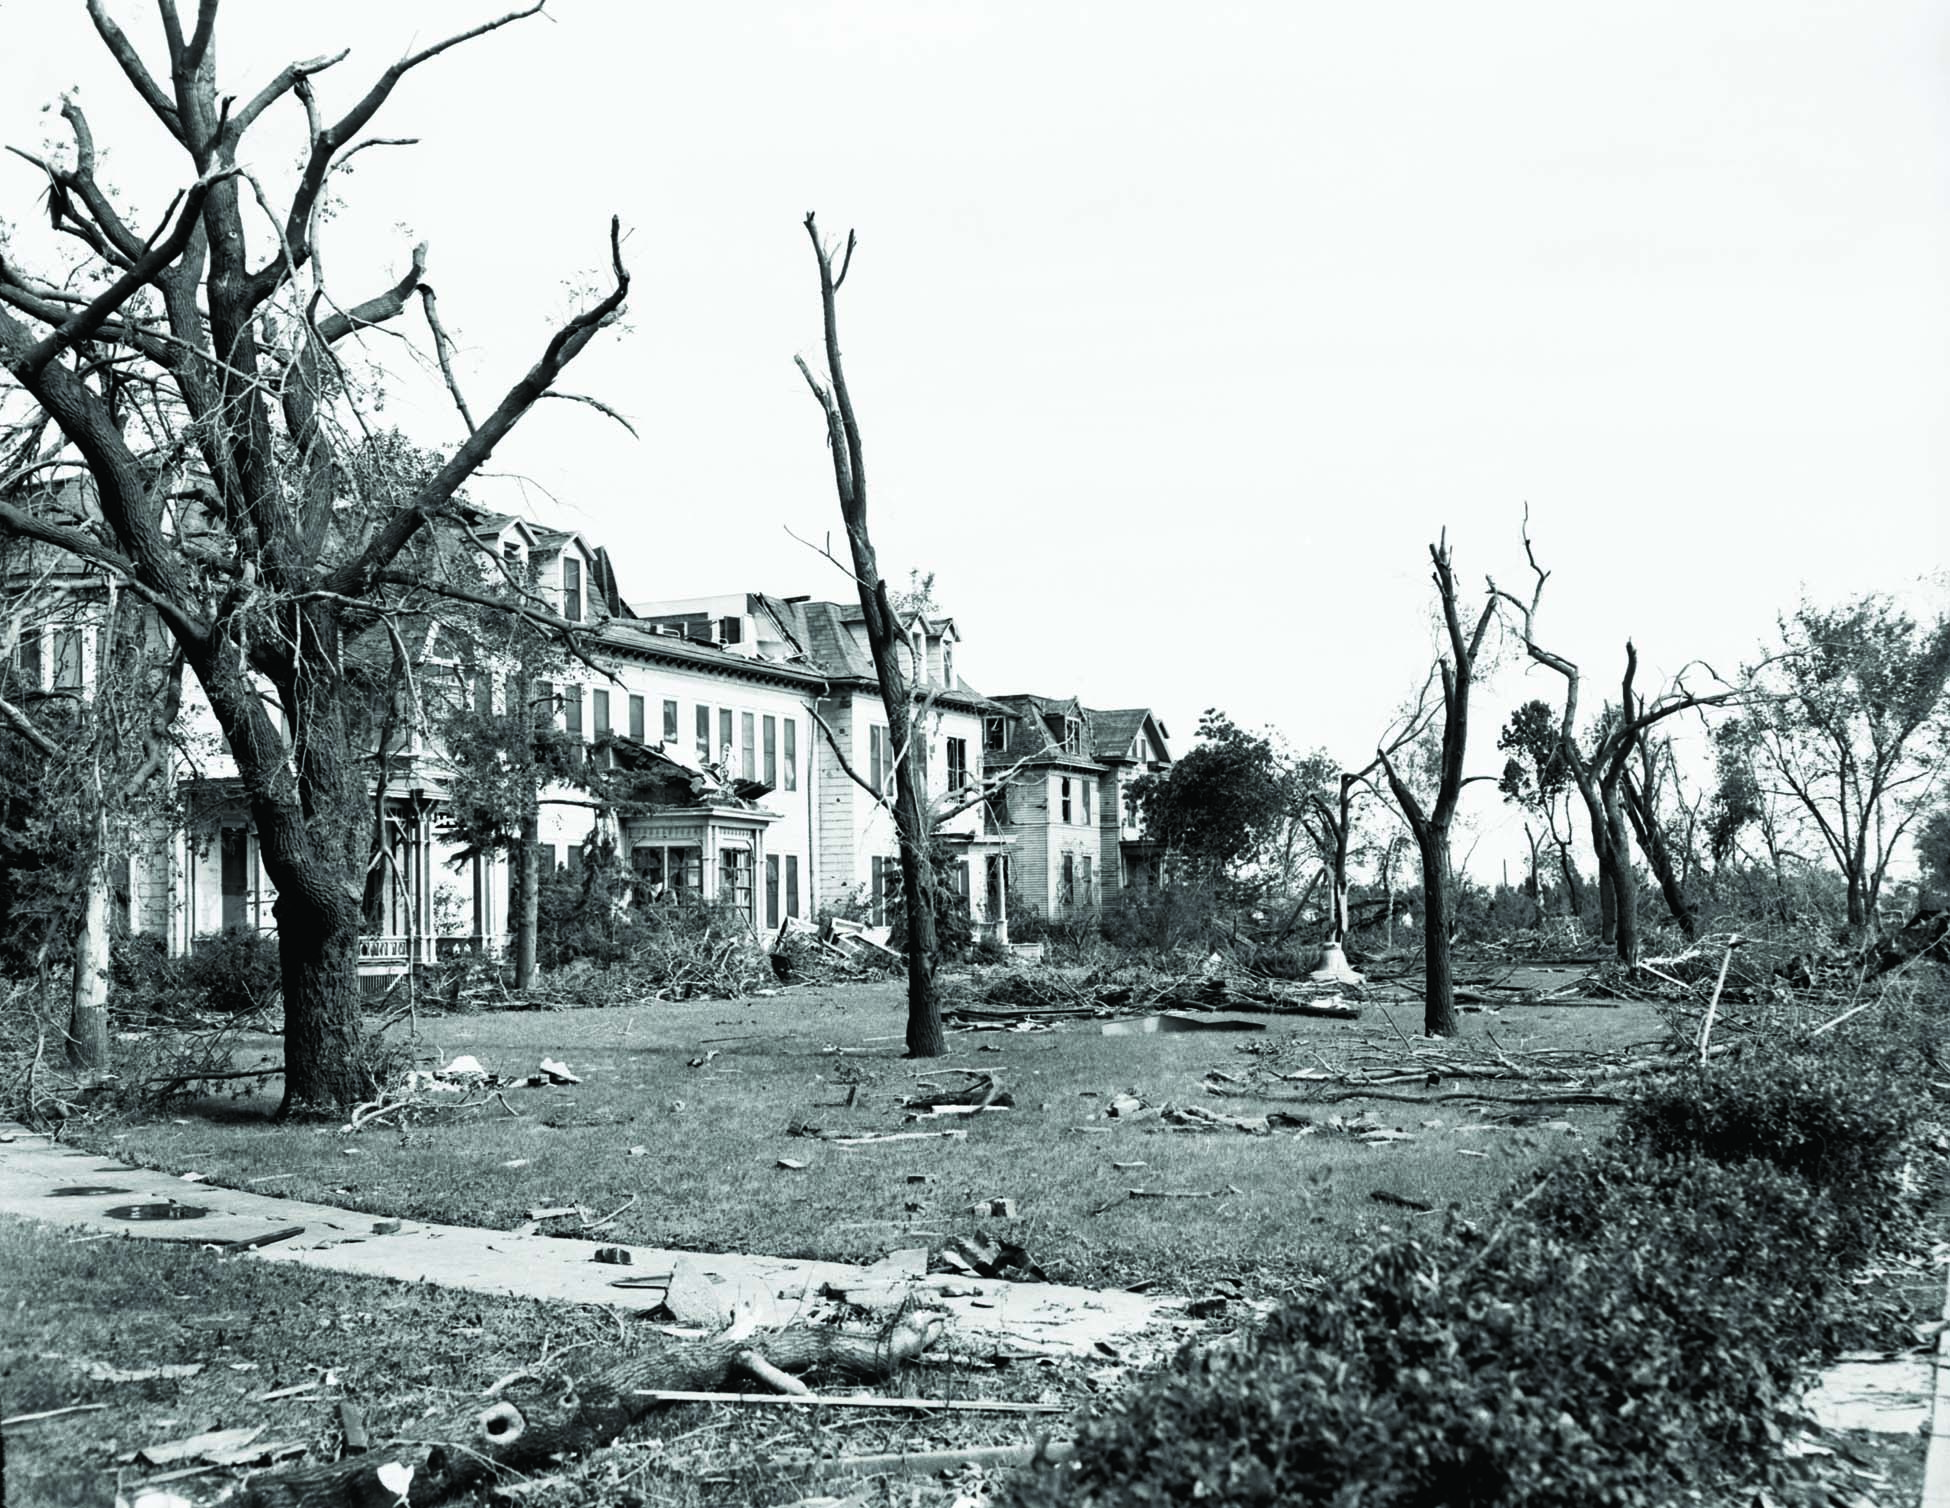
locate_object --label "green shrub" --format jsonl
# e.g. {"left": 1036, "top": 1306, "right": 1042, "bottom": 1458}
{"left": 1011, "top": 1041, "right": 1921, "bottom": 1508}
{"left": 112, "top": 929, "right": 280, "bottom": 1018}
{"left": 1620, "top": 1048, "right": 1917, "bottom": 1253}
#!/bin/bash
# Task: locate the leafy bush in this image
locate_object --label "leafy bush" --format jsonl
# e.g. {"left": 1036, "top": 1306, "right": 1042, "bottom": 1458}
{"left": 1010, "top": 1043, "right": 1925, "bottom": 1508}
{"left": 1620, "top": 1048, "right": 1916, "bottom": 1252}
{"left": 112, "top": 929, "right": 281, "bottom": 1018}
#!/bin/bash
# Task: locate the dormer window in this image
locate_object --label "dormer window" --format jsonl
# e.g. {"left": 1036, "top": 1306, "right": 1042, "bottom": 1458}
{"left": 942, "top": 643, "right": 954, "bottom": 688}
{"left": 562, "top": 556, "right": 583, "bottom": 622}
{"left": 984, "top": 715, "right": 1006, "bottom": 752}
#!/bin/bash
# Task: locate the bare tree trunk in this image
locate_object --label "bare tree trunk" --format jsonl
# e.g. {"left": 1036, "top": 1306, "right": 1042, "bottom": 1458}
{"left": 1420, "top": 832, "right": 1459, "bottom": 1036}
{"left": 515, "top": 806, "right": 540, "bottom": 991}
{"left": 798, "top": 215, "right": 942, "bottom": 1058}
{"left": 1622, "top": 769, "right": 1698, "bottom": 940}
{"left": 66, "top": 798, "right": 112, "bottom": 1076}
{"left": 1603, "top": 786, "right": 1640, "bottom": 965}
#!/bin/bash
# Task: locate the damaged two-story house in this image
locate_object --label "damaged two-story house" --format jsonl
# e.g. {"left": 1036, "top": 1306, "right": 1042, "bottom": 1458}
{"left": 984, "top": 696, "right": 1172, "bottom": 919}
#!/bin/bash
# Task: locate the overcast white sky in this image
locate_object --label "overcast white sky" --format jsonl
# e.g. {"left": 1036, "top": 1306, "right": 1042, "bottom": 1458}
{"left": 7, "top": 2, "right": 1947, "bottom": 876}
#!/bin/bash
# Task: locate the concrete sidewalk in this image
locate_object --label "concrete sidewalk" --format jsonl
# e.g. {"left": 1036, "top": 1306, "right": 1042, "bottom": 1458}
{"left": 0, "top": 1122, "right": 1186, "bottom": 1362}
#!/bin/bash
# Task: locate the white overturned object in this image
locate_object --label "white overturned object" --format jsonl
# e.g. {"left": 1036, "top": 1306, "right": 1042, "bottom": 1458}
{"left": 1309, "top": 943, "right": 1365, "bottom": 985}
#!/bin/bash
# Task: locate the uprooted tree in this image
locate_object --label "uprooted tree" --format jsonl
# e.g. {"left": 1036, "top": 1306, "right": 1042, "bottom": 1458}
{"left": 796, "top": 214, "right": 945, "bottom": 1057}
{"left": 0, "top": 3, "right": 628, "bottom": 1112}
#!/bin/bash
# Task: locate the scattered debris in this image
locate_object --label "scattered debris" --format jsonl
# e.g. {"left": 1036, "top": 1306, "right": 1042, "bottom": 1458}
{"left": 631, "top": 1388, "right": 1062, "bottom": 1413}
{"left": 133, "top": 1424, "right": 268, "bottom": 1468}
{"left": 592, "top": 1246, "right": 632, "bottom": 1265}
{"left": 537, "top": 1058, "right": 581, "bottom": 1085}
{"left": 1, "top": 1402, "right": 108, "bottom": 1427}
{"left": 969, "top": 1198, "right": 1017, "bottom": 1218}
{"left": 1101, "top": 1013, "right": 1267, "bottom": 1036}
{"left": 936, "top": 1233, "right": 1046, "bottom": 1281}
{"left": 84, "top": 1362, "right": 204, "bottom": 1384}
{"left": 338, "top": 1401, "right": 370, "bottom": 1456}
{"left": 778, "top": 1158, "right": 808, "bottom": 1171}
{"left": 1370, "top": 1190, "right": 1436, "bottom": 1212}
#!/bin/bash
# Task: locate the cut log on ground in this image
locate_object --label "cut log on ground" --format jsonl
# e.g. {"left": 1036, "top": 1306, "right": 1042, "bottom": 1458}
{"left": 238, "top": 1311, "right": 942, "bottom": 1507}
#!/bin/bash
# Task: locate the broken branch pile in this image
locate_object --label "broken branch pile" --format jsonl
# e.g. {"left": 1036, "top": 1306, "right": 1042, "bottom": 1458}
{"left": 947, "top": 963, "right": 1360, "bottom": 1030}
{"left": 238, "top": 1311, "right": 945, "bottom": 1508}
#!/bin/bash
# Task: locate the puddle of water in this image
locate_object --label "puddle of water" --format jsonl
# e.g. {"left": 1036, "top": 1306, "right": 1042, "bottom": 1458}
{"left": 49, "top": 1186, "right": 133, "bottom": 1197}
{"left": 105, "top": 1203, "right": 209, "bottom": 1222}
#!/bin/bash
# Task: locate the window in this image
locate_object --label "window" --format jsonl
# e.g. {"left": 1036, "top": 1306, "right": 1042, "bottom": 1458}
{"left": 740, "top": 712, "right": 756, "bottom": 780}
{"left": 718, "top": 708, "right": 733, "bottom": 767}
{"left": 870, "top": 725, "right": 888, "bottom": 793}
{"left": 783, "top": 719, "right": 798, "bottom": 790}
{"left": 766, "top": 855, "right": 780, "bottom": 929}
{"left": 871, "top": 854, "right": 902, "bottom": 926}
{"left": 943, "top": 643, "right": 954, "bottom": 688}
{"left": 562, "top": 556, "right": 583, "bottom": 621}
{"left": 785, "top": 854, "right": 801, "bottom": 918}
{"left": 1081, "top": 780, "right": 1092, "bottom": 826}
{"left": 566, "top": 844, "right": 584, "bottom": 877}
{"left": 14, "top": 627, "right": 41, "bottom": 689}
{"left": 502, "top": 539, "right": 523, "bottom": 575}
{"left": 628, "top": 694, "right": 646, "bottom": 742}
{"left": 1060, "top": 777, "right": 1072, "bottom": 824}
{"left": 662, "top": 699, "right": 679, "bottom": 742}
{"left": 696, "top": 705, "right": 711, "bottom": 760}
{"left": 718, "top": 615, "right": 743, "bottom": 645}
{"left": 563, "top": 684, "right": 584, "bottom": 738}
{"left": 1060, "top": 852, "right": 1075, "bottom": 908}
{"left": 52, "top": 628, "right": 82, "bottom": 690}
{"left": 472, "top": 671, "right": 493, "bottom": 716}
{"left": 719, "top": 844, "right": 754, "bottom": 919}
{"left": 1079, "top": 854, "right": 1093, "bottom": 904}
{"left": 984, "top": 715, "right": 1007, "bottom": 752}
{"left": 946, "top": 736, "right": 968, "bottom": 791}
{"left": 535, "top": 680, "right": 555, "bottom": 728}
{"left": 592, "top": 689, "right": 610, "bottom": 738}
{"left": 763, "top": 715, "right": 777, "bottom": 786}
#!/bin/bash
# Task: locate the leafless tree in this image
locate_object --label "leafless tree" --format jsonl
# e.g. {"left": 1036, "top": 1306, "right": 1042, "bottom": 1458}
{"left": 0, "top": 4, "right": 627, "bottom": 1110}
{"left": 1491, "top": 527, "right": 1730, "bottom": 964}
{"left": 1375, "top": 534, "right": 1498, "bottom": 1037}
{"left": 795, "top": 215, "right": 944, "bottom": 1057}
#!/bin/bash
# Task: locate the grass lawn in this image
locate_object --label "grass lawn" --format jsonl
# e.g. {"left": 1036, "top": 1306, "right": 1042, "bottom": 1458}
{"left": 63, "top": 979, "right": 1662, "bottom": 1296}
{"left": 0, "top": 1215, "right": 1066, "bottom": 1508}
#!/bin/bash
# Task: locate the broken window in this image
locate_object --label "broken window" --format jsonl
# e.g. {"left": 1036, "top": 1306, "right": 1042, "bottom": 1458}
{"left": 719, "top": 708, "right": 733, "bottom": 768}
{"left": 784, "top": 718, "right": 798, "bottom": 790}
{"left": 946, "top": 736, "right": 968, "bottom": 791}
{"left": 718, "top": 615, "right": 743, "bottom": 645}
{"left": 1079, "top": 854, "right": 1093, "bottom": 904}
{"left": 1081, "top": 780, "right": 1091, "bottom": 826}
{"left": 1060, "top": 777, "right": 1072, "bottom": 824}
{"left": 562, "top": 556, "right": 583, "bottom": 621}
{"left": 984, "top": 714, "right": 1006, "bottom": 752}
{"left": 1060, "top": 852, "right": 1075, "bottom": 908}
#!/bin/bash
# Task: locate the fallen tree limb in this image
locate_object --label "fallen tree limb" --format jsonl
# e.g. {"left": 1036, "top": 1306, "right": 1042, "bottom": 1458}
{"left": 631, "top": 1389, "right": 1062, "bottom": 1413}
{"left": 238, "top": 1312, "right": 942, "bottom": 1508}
